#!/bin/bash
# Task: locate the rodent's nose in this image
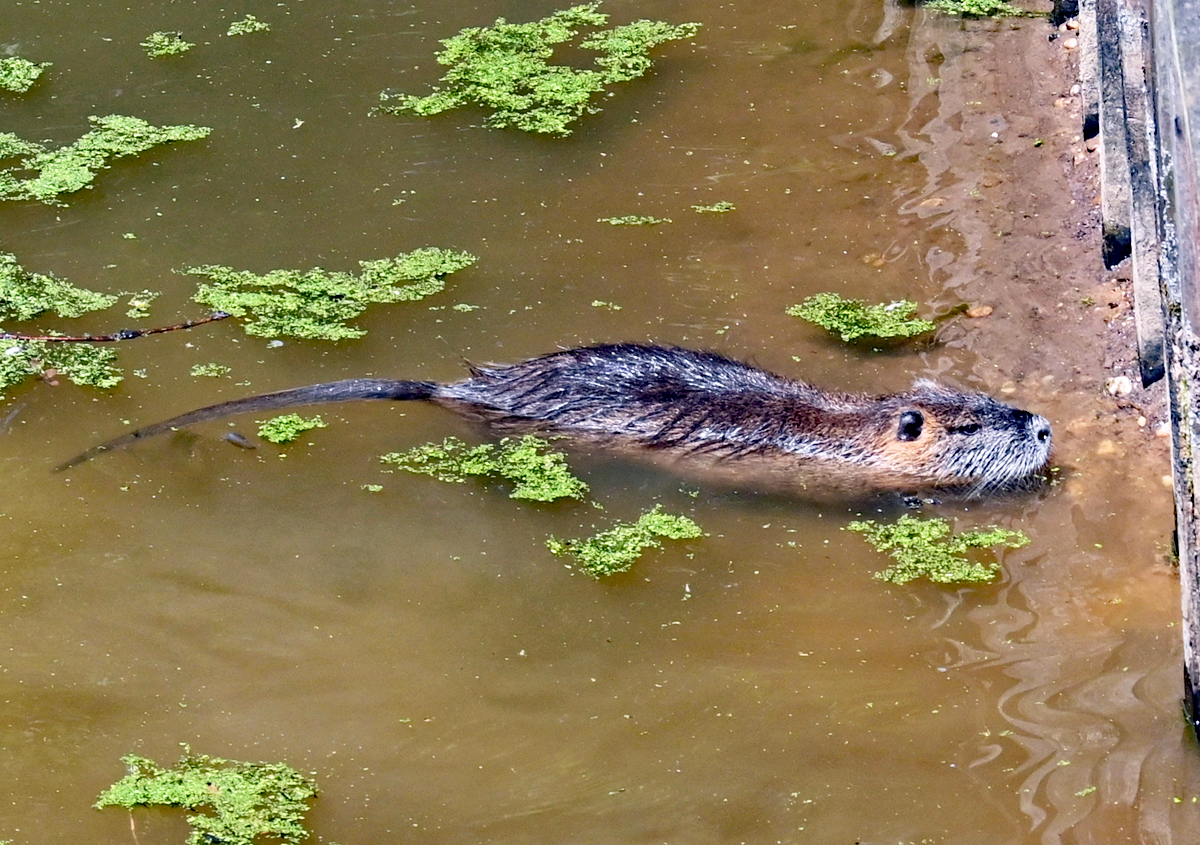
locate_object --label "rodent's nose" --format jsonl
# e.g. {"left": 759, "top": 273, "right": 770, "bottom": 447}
{"left": 1031, "top": 415, "right": 1052, "bottom": 445}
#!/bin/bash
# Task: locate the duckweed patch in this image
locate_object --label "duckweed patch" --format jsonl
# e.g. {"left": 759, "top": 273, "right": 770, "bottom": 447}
{"left": 142, "top": 32, "right": 195, "bottom": 57}
{"left": 692, "top": 201, "right": 735, "bottom": 213}
{"left": 0, "top": 339, "right": 121, "bottom": 393}
{"left": 382, "top": 435, "right": 589, "bottom": 502}
{"left": 0, "top": 115, "right": 211, "bottom": 206}
{"left": 375, "top": 3, "right": 700, "bottom": 136}
{"left": 190, "top": 362, "right": 230, "bottom": 377}
{"left": 0, "top": 254, "right": 124, "bottom": 393}
{"left": 847, "top": 515, "right": 1029, "bottom": 585}
{"left": 924, "top": 0, "right": 1030, "bottom": 16}
{"left": 94, "top": 748, "right": 317, "bottom": 845}
{"left": 257, "top": 413, "right": 327, "bottom": 444}
{"left": 598, "top": 215, "right": 672, "bottom": 225}
{"left": 186, "top": 248, "right": 477, "bottom": 340}
{"left": 786, "top": 293, "right": 935, "bottom": 343}
{"left": 123, "top": 289, "right": 161, "bottom": 319}
{"left": 0, "top": 57, "right": 51, "bottom": 93}
{"left": 547, "top": 505, "right": 704, "bottom": 577}
{"left": 228, "top": 15, "right": 270, "bottom": 36}
{"left": 0, "top": 252, "right": 118, "bottom": 321}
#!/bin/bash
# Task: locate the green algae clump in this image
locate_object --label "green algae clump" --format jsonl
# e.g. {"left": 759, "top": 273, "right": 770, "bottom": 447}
{"left": 257, "top": 414, "right": 327, "bottom": 444}
{"left": 847, "top": 515, "right": 1029, "bottom": 585}
{"left": 124, "top": 289, "right": 161, "bottom": 319}
{"left": 0, "top": 115, "right": 212, "bottom": 206}
{"left": 925, "top": 0, "right": 1029, "bottom": 16}
{"left": 786, "top": 293, "right": 936, "bottom": 343}
{"left": 598, "top": 215, "right": 671, "bottom": 225}
{"left": 141, "top": 32, "right": 195, "bottom": 57}
{"left": 0, "top": 339, "right": 121, "bottom": 393}
{"left": 0, "top": 252, "right": 118, "bottom": 321}
{"left": 375, "top": 3, "right": 700, "bottom": 136}
{"left": 382, "top": 435, "right": 589, "bottom": 502}
{"left": 186, "top": 248, "right": 477, "bottom": 340}
{"left": 692, "top": 201, "right": 735, "bottom": 213}
{"left": 228, "top": 15, "right": 270, "bottom": 36}
{"left": 0, "top": 253, "right": 123, "bottom": 393}
{"left": 0, "top": 57, "right": 51, "bottom": 93}
{"left": 547, "top": 505, "right": 704, "bottom": 577}
{"left": 94, "top": 749, "right": 317, "bottom": 845}
{"left": 190, "top": 362, "right": 231, "bottom": 377}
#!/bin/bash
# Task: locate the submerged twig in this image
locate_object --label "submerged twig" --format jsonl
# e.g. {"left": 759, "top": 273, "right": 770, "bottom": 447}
{"left": 0, "top": 310, "right": 230, "bottom": 343}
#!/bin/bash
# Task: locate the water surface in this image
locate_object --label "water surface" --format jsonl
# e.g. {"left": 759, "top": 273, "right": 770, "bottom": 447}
{"left": 0, "top": 1, "right": 1193, "bottom": 843}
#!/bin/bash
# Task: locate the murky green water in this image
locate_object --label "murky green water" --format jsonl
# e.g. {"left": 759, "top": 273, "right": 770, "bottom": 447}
{"left": 1, "top": 1, "right": 1194, "bottom": 843}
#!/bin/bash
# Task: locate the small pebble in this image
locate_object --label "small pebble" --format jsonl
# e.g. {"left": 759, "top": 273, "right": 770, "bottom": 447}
{"left": 965, "top": 305, "right": 994, "bottom": 318}
{"left": 1105, "top": 375, "right": 1133, "bottom": 396}
{"left": 1137, "top": 415, "right": 1147, "bottom": 427}
{"left": 1063, "top": 37, "right": 1078, "bottom": 50}
{"left": 1156, "top": 422, "right": 1171, "bottom": 438}
{"left": 1067, "top": 18, "right": 1080, "bottom": 30}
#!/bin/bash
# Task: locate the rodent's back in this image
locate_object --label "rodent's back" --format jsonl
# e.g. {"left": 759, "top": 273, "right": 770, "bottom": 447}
{"left": 433, "top": 344, "right": 1053, "bottom": 495}
{"left": 60, "top": 343, "right": 1052, "bottom": 496}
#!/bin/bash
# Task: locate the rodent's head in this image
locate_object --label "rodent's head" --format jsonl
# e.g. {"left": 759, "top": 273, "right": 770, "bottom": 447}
{"left": 875, "top": 379, "right": 1052, "bottom": 494}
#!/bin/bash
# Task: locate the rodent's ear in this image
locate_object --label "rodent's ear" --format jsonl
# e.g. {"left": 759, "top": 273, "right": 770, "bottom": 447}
{"left": 897, "top": 410, "right": 924, "bottom": 442}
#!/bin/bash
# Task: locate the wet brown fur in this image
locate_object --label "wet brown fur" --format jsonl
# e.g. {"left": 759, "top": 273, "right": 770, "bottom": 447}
{"left": 59, "top": 343, "right": 1053, "bottom": 497}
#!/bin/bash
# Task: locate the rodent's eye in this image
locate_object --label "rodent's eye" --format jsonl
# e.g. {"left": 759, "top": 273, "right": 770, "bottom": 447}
{"left": 949, "top": 422, "right": 982, "bottom": 436}
{"left": 897, "top": 410, "right": 924, "bottom": 442}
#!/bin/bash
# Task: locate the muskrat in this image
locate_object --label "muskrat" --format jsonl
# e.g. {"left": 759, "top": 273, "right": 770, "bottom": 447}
{"left": 58, "top": 343, "right": 1053, "bottom": 496}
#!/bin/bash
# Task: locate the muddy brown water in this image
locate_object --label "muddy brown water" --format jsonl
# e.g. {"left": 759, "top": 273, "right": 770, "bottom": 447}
{"left": 1, "top": 1, "right": 1195, "bottom": 843}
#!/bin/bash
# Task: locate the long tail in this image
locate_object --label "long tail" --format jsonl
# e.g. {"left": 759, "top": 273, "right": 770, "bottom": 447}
{"left": 56, "top": 378, "right": 437, "bottom": 471}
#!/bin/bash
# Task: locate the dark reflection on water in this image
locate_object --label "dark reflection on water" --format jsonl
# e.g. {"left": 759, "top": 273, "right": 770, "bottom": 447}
{"left": 0, "top": 0, "right": 1193, "bottom": 843}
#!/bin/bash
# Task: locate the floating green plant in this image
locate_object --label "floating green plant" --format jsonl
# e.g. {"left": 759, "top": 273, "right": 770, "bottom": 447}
{"left": 228, "top": 15, "right": 270, "bottom": 36}
{"left": 0, "top": 339, "right": 121, "bottom": 393}
{"left": 382, "top": 435, "right": 589, "bottom": 502}
{"left": 691, "top": 201, "right": 735, "bottom": 213}
{"left": 598, "top": 215, "right": 671, "bottom": 225}
{"left": 0, "top": 57, "right": 51, "bottom": 93}
{"left": 141, "top": 31, "right": 195, "bottom": 57}
{"left": 375, "top": 3, "right": 700, "bottom": 136}
{"left": 0, "top": 115, "right": 211, "bottom": 206}
{"left": 190, "top": 362, "right": 231, "bottom": 377}
{"left": 257, "top": 413, "right": 327, "bottom": 444}
{"left": 786, "top": 293, "right": 935, "bottom": 343}
{"left": 0, "top": 252, "right": 118, "bottom": 321}
{"left": 847, "top": 515, "right": 1029, "bottom": 585}
{"left": 123, "top": 289, "right": 161, "bottom": 319}
{"left": 0, "top": 253, "right": 123, "bottom": 393}
{"left": 547, "top": 505, "right": 704, "bottom": 577}
{"left": 186, "top": 248, "right": 477, "bottom": 340}
{"left": 924, "top": 0, "right": 1029, "bottom": 17}
{"left": 95, "top": 748, "right": 318, "bottom": 845}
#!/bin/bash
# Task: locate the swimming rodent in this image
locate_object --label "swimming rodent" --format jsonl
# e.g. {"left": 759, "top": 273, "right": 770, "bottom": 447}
{"left": 58, "top": 343, "right": 1053, "bottom": 496}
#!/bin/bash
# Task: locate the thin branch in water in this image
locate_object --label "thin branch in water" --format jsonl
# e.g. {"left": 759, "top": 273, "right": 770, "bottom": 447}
{"left": 0, "top": 311, "right": 231, "bottom": 343}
